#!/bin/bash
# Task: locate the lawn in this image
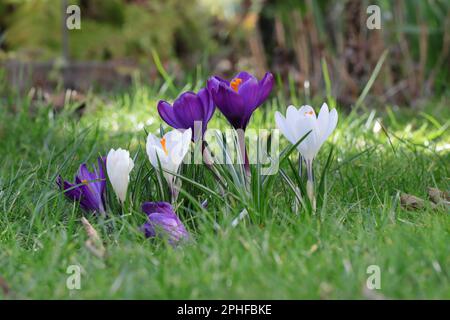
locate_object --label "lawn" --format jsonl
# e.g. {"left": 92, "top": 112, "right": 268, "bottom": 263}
{"left": 0, "top": 83, "right": 449, "bottom": 299}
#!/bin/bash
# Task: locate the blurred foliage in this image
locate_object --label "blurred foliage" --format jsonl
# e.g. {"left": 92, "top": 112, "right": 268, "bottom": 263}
{"left": 1, "top": 0, "right": 214, "bottom": 63}
{"left": 0, "top": 0, "right": 448, "bottom": 104}
{"left": 256, "top": 0, "right": 450, "bottom": 103}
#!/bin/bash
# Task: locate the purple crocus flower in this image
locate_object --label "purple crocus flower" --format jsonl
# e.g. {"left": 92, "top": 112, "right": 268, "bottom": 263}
{"left": 207, "top": 71, "right": 274, "bottom": 130}
{"left": 57, "top": 157, "right": 106, "bottom": 215}
{"left": 157, "top": 88, "right": 215, "bottom": 139}
{"left": 140, "top": 201, "right": 189, "bottom": 245}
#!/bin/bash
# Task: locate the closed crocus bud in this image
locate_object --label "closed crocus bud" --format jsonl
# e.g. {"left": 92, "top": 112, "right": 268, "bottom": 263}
{"left": 275, "top": 103, "right": 338, "bottom": 163}
{"left": 140, "top": 201, "right": 189, "bottom": 245}
{"left": 106, "top": 148, "right": 134, "bottom": 203}
{"left": 275, "top": 103, "right": 338, "bottom": 211}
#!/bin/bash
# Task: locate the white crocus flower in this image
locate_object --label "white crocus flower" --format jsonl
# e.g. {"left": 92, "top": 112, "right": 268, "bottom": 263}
{"left": 146, "top": 128, "right": 192, "bottom": 199}
{"left": 106, "top": 148, "right": 134, "bottom": 203}
{"left": 275, "top": 103, "right": 338, "bottom": 211}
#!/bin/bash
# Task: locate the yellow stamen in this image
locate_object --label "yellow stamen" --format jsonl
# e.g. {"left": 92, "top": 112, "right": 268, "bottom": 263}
{"left": 160, "top": 137, "right": 168, "bottom": 155}
{"left": 230, "top": 78, "right": 243, "bottom": 92}
{"left": 81, "top": 179, "right": 89, "bottom": 185}
{"left": 305, "top": 111, "right": 314, "bottom": 116}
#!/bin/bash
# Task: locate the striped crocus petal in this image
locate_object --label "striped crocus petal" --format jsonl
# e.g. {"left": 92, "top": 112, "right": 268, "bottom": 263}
{"left": 57, "top": 157, "right": 106, "bottom": 214}
{"left": 140, "top": 201, "right": 189, "bottom": 245}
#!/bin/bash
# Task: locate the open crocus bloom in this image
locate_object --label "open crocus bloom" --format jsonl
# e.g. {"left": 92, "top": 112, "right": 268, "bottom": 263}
{"left": 146, "top": 128, "right": 192, "bottom": 189}
{"left": 207, "top": 71, "right": 274, "bottom": 130}
{"left": 157, "top": 88, "right": 215, "bottom": 139}
{"left": 140, "top": 201, "right": 189, "bottom": 245}
{"left": 275, "top": 103, "right": 338, "bottom": 163}
{"left": 57, "top": 157, "right": 106, "bottom": 215}
{"left": 106, "top": 148, "right": 134, "bottom": 203}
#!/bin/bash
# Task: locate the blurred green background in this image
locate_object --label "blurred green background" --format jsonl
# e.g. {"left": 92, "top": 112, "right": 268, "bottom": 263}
{"left": 0, "top": 0, "right": 449, "bottom": 106}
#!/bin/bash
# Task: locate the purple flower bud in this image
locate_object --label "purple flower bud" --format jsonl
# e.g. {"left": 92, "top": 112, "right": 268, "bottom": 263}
{"left": 140, "top": 201, "right": 189, "bottom": 245}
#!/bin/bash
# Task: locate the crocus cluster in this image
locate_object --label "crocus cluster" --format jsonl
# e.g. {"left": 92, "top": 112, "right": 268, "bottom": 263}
{"left": 57, "top": 69, "right": 338, "bottom": 244}
{"left": 56, "top": 71, "right": 270, "bottom": 243}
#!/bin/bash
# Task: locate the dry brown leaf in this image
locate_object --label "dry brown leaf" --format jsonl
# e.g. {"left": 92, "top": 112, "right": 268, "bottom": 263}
{"left": 308, "top": 243, "right": 319, "bottom": 255}
{"left": 0, "top": 276, "right": 11, "bottom": 297}
{"left": 400, "top": 193, "right": 427, "bottom": 210}
{"left": 428, "top": 187, "right": 450, "bottom": 205}
{"left": 81, "top": 217, "right": 106, "bottom": 259}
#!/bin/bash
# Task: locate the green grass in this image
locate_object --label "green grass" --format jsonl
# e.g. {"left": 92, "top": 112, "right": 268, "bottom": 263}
{"left": 0, "top": 85, "right": 449, "bottom": 299}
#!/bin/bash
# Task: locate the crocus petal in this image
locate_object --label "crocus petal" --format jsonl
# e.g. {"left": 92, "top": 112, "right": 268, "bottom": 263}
{"left": 238, "top": 76, "right": 260, "bottom": 113}
{"left": 57, "top": 176, "right": 82, "bottom": 201}
{"left": 146, "top": 136, "right": 168, "bottom": 169}
{"left": 181, "top": 128, "right": 193, "bottom": 153}
{"left": 326, "top": 108, "right": 338, "bottom": 139}
{"left": 142, "top": 201, "right": 175, "bottom": 216}
{"left": 173, "top": 92, "right": 204, "bottom": 129}
{"left": 257, "top": 72, "right": 274, "bottom": 105}
{"left": 208, "top": 75, "right": 229, "bottom": 89}
{"left": 317, "top": 103, "right": 330, "bottom": 140}
{"left": 76, "top": 175, "right": 104, "bottom": 212}
{"left": 107, "top": 148, "right": 134, "bottom": 203}
{"left": 197, "top": 87, "right": 215, "bottom": 125}
{"left": 146, "top": 133, "right": 163, "bottom": 152}
{"left": 234, "top": 71, "right": 254, "bottom": 83}
{"left": 141, "top": 212, "right": 179, "bottom": 238}
{"left": 146, "top": 129, "right": 191, "bottom": 188}
{"left": 165, "top": 129, "right": 191, "bottom": 166}
{"left": 213, "top": 83, "right": 245, "bottom": 128}
{"left": 158, "top": 88, "right": 215, "bottom": 137}
{"left": 298, "top": 105, "right": 315, "bottom": 116}
{"left": 285, "top": 105, "right": 302, "bottom": 142}
{"left": 158, "top": 100, "right": 181, "bottom": 129}
{"left": 141, "top": 220, "right": 156, "bottom": 238}
{"left": 299, "top": 113, "right": 321, "bottom": 161}
{"left": 275, "top": 111, "right": 296, "bottom": 145}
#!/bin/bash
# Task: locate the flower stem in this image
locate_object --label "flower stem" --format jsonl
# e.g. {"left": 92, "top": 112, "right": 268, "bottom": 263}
{"left": 305, "top": 159, "right": 316, "bottom": 213}
{"left": 236, "top": 129, "right": 251, "bottom": 183}
{"left": 99, "top": 201, "right": 107, "bottom": 218}
{"left": 244, "top": 148, "right": 251, "bottom": 180}
{"left": 170, "top": 188, "right": 178, "bottom": 204}
{"left": 169, "top": 178, "right": 180, "bottom": 204}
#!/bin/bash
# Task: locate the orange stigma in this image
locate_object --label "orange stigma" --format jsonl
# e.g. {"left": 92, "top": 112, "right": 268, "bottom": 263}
{"left": 230, "top": 78, "right": 243, "bottom": 92}
{"left": 160, "top": 137, "right": 168, "bottom": 155}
